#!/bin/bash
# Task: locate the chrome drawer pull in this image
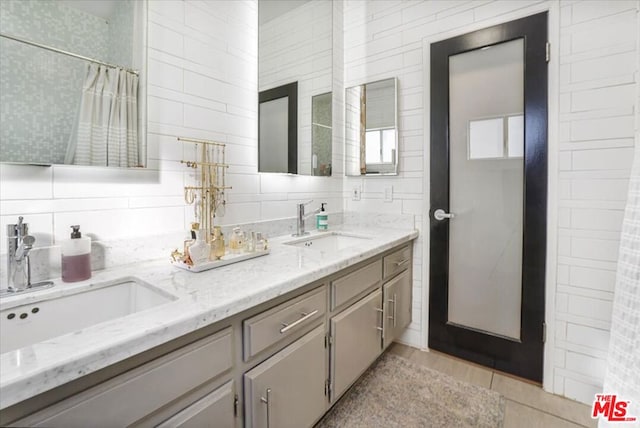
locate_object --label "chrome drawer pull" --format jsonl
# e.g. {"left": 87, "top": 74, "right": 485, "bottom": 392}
{"left": 394, "top": 259, "right": 409, "bottom": 267}
{"left": 260, "top": 388, "right": 272, "bottom": 428}
{"left": 375, "top": 306, "right": 384, "bottom": 339}
{"left": 279, "top": 309, "right": 319, "bottom": 334}
{"left": 388, "top": 293, "right": 397, "bottom": 328}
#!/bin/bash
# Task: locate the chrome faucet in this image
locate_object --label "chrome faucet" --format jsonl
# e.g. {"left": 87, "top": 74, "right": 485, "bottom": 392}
{"left": 293, "top": 201, "right": 323, "bottom": 237}
{"left": 2, "top": 216, "right": 53, "bottom": 296}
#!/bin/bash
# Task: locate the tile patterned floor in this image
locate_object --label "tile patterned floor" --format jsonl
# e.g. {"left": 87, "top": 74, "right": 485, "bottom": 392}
{"left": 388, "top": 344, "right": 597, "bottom": 428}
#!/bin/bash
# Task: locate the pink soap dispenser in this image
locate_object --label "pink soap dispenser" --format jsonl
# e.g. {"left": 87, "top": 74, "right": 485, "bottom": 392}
{"left": 61, "top": 225, "right": 92, "bottom": 282}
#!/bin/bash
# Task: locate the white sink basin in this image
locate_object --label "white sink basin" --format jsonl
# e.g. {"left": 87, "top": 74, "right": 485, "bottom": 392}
{"left": 0, "top": 277, "right": 177, "bottom": 354}
{"left": 285, "top": 232, "right": 371, "bottom": 252}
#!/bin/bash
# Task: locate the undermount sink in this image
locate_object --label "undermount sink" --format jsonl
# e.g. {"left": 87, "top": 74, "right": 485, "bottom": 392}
{"left": 285, "top": 232, "right": 371, "bottom": 252}
{"left": 0, "top": 277, "right": 177, "bottom": 355}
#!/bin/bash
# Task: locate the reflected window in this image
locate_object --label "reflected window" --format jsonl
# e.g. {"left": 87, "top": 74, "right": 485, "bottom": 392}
{"left": 365, "top": 129, "right": 396, "bottom": 165}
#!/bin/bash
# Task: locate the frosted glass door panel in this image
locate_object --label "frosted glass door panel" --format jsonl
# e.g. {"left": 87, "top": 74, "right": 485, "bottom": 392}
{"left": 448, "top": 39, "right": 524, "bottom": 340}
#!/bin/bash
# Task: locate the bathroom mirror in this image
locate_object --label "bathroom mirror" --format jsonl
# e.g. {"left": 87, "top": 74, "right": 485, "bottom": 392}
{"left": 345, "top": 78, "right": 398, "bottom": 176}
{"left": 0, "top": 0, "right": 146, "bottom": 168}
{"left": 258, "top": 0, "right": 332, "bottom": 176}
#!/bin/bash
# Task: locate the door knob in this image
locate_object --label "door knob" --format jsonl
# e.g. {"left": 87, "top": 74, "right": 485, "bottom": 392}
{"left": 434, "top": 209, "right": 455, "bottom": 221}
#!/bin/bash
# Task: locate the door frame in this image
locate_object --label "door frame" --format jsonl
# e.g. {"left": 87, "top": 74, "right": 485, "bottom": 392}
{"left": 426, "top": 11, "right": 549, "bottom": 382}
{"left": 420, "top": 2, "right": 560, "bottom": 392}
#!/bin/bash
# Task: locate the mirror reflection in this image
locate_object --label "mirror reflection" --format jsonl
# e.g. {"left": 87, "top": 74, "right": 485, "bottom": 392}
{"left": 0, "top": 0, "right": 145, "bottom": 167}
{"left": 345, "top": 78, "right": 398, "bottom": 176}
{"left": 312, "top": 92, "right": 332, "bottom": 176}
{"left": 259, "top": 82, "right": 298, "bottom": 173}
{"left": 258, "top": 0, "right": 332, "bottom": 176}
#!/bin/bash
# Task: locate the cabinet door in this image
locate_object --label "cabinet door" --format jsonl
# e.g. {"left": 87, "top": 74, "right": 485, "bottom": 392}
{"left": 383, "top": 270, "right": 412, "bottom": 348}
{"left": 330, "top": 289, "right": 382, "bottom": 401}
{"left": 156, "top": 381, "right": 235, "bottom": 428}
{"left": 244, "top": 326, "right": 326, "bottom": 428}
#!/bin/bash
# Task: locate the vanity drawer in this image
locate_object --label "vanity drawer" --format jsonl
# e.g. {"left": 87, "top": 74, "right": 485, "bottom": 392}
{"left": 331, "top": 260, "right": 382, "bottom": 310}
{"left": 383, "top": 245, "right": 411, "bottom": 280}
{"left": 16, "top": 327, "right": 233, "bottom": 428}
{"left": 243, "top": 287, "right": 326, "bottom": 361}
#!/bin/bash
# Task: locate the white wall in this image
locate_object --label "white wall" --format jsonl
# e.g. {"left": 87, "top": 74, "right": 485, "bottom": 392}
{"left": 0, "top": 0, "right": 343, "bottom": 263}
{"left": 342, "top": 0, "right": 639, "bottom": 404}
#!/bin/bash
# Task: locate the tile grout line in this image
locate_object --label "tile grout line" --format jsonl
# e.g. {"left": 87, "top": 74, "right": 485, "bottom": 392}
{"left": 503, "top": 397, "right": 593, "bottom": 428}
{"left": 404, "top": 346, "right": 592, "bottom": 426}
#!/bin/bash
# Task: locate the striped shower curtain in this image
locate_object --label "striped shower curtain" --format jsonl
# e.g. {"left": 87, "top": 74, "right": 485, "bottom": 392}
{"left": 65, "top": 63, "right": 138, "bottom": 167}
{"left": 599, "top": 141, "right": 640, "bottom": 426}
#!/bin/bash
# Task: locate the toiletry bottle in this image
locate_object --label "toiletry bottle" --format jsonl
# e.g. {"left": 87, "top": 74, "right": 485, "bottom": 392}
{"left": 255, "top": 232, "right": 268, "bottom": 251}
{"left": 183, "top": 223, "right": 197, "bottom": 265}
{"left": 316, "top": 203, "right": 328, "bottom": 231}
{"left": 61, "top": 225, "right": 91, "bottom": 282}
{"left": 229, "top": 227, "right": 243, "bottom": 254}
{"left": 188, "top": 223, "right": 210, "bottom": 265}
{"left": 247, "top": 231, "right": 256, "bottom": 253}
{"left": 210, "top": 226, "right": 225, "bottom": 260}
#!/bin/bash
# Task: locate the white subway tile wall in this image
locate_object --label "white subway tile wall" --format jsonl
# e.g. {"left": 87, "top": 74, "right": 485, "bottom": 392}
{"left": 557, "top": 0, "right": 639, "bottom": 404}
{"left": 342, "top": 0, "right": 639, "bottom": 404}
{"left": 0, "top": 0, "right": 344, "bottom": 258}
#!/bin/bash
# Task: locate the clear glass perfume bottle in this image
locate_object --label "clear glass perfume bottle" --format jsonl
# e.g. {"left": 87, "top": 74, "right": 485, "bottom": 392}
{"left": 229, "top": 227, "right": 243, "bottom": 254}
{"left": 245, "top": 231, "right": 256, "bottom": 253}
{"left": 211, "top": 226, "right": 225, "bottom": 260}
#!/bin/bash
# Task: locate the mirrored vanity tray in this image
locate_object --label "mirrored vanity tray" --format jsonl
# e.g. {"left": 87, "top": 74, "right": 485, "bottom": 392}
{"left": 171, "top": 249, "right": 270, "bottom": 273}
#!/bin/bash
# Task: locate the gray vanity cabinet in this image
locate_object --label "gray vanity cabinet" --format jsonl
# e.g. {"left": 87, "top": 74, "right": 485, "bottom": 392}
{"left": 330, "top": 288, "right": 383, "bottom": 401}
{"left": 244, "top": 326, "right": 327, "bottom": 428}
{"left": 383, "top": 270, "right": 412, "bottom": 349}
{"left": 156, "top": 381, "right": 235, "bottom": 428}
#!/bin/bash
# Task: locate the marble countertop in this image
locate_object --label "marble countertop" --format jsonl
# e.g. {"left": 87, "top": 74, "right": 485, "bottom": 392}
{"left": 0, "top": 226, "right": 418, "bottom": 410}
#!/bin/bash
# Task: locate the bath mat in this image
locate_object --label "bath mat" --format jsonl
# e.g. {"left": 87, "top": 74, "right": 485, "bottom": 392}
{"left": 316, "top": 352, "right": 505, "bottom": 428}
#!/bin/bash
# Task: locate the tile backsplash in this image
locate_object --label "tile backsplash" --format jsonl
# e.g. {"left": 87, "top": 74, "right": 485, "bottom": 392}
{"left": 0, "top": 211, "right": 349, "bottom": 287}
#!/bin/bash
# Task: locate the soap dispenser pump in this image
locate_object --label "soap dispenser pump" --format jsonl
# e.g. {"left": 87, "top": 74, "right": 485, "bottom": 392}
{"left": 61, "top": 225, "right": 92, "bottom": 283}
{"left": 316, "top": 203, "right": 328, "bottom": 231}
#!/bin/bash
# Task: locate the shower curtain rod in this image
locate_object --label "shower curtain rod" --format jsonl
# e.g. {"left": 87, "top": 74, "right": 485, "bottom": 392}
{"left": 0, "top": 32, "right": 139, "bottom": 75}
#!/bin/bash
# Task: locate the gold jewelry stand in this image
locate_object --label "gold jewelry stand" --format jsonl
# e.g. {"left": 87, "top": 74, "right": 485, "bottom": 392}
{"left": 171, "top": 137, "right": 270, "bottom": 272}
{"left": 178, "top": 137, "right": 230, "bottom": 244}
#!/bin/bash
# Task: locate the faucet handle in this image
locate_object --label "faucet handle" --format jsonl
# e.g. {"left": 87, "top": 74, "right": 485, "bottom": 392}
{"left": 297, "top": 200, "right": 313, "bottom": 210}
{"left": 7, "top": 217, "right": 28, "bottom": 238}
